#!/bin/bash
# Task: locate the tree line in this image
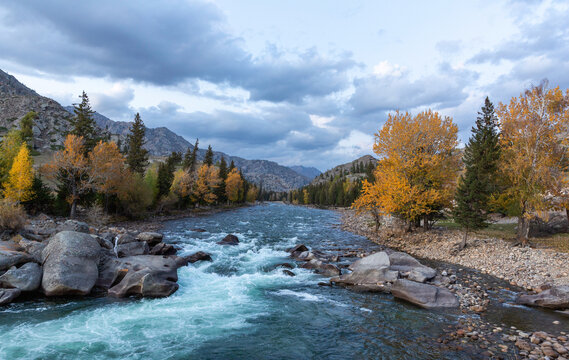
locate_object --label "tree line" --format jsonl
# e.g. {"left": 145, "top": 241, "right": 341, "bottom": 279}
{"left": 353, "top": 81, "right": 569, "bottom": 245}
{"left": 0, "top": 91, "right": 259, "bottom": 223}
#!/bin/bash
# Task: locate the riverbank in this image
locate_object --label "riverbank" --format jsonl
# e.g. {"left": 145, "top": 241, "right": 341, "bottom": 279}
{"left": 339, "top": 209, "right": 569, "bottom": 291}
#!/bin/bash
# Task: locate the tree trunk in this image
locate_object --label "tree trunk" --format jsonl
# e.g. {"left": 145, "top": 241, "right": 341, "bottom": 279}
{"left": 566, "top": 208, "right": 569, "bottom": 228}
{"left": 460, "top": 230, "right": 468, "bottom": 250}
{"left": 70, "top": 199, "right": 77, "bottom": 219}
{"left": 517, "top": 216, "right": 530, "bottom": 246}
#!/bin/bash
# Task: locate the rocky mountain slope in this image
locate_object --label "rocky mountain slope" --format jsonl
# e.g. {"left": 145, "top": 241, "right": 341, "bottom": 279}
{"left": 312, "top": 155, "right": 377, "bottom": 185}
{"left": 288, "top": 165, "right": 321, "bottom": 180}
{"left": 0, "top": 69, "right": 309, "bottom": 191}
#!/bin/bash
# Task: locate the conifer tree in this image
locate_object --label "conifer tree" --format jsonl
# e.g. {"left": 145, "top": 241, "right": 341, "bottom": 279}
{"left": 70, "top": 91, "right": 100, "bottom": 153}
{"left": 126, "top": 113, "right": 149, "bottom": 174}
{"left": 204, "top": 145, "right": 214, "bottom": 166}
{"left": 20, "top": 111, "right": 36, "bottom": 146}
{"left": 229, "top": 160, "right": 235, "bottom": 172}
{"left": 216, "top": 156, "right": 228, "bottom": 203}
{"left": 453, "top": 97, "right": 501, "bottom": 249}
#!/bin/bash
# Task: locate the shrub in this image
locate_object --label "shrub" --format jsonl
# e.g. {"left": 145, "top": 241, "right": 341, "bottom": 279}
{"left": 118, "top": 172, "right": 154, "bottom": 218}
{"left": 0, "top": 199, "right": 27, "bottom": 231}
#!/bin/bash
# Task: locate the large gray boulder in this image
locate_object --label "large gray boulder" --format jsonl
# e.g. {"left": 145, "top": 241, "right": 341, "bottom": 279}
{"left": 332, "top": 268, "right": 398, "bottom": 288}
{"left": 0, "top": 288, "right": 21, "bottom": 305}
{"left": 0, "top": 248, "right": 33, "bottom": 271}
{"left": 105, "top": 255, "right": 179, "bottom": 298}
{"left": 17, "top": 239, "right": 46, "bottom": 263}
{"left": 41, "top": 231, "right": 101, "bottom": 296}
{"left": 516, "top": 286, "right": 569, "bottom": 309}
{"left": 57, "top": 220, "right": 90, "bottom": 234}
{"left": 0, "top": 262, "right": 42, "bottom": 291}
{"left": 349, "top": 252, "right": 390, "bottom": 271}
{"left": 388, "top": 252, "right": 436, "bottom": 283}
{"left": 391, "top": 279, "right": 459, "bottom": 308}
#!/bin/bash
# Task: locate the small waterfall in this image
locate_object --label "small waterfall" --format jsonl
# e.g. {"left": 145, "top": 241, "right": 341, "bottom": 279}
{"left": 113, "top": 235, "right": 119, "bottom": 257}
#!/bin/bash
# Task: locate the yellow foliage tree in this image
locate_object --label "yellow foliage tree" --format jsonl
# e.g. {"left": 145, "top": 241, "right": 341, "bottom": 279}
{"left": 192, "top": 164, "right": 220, "bottom": 205}
{"left": 246, "top": 186, "right": 259, "bottom": 203}
{"left": 494, "top": 83, "right": 569, "bottom": 244}
{"left": 3, "top": 144, "right": 34, "bottom": 203}
{"left": 225, "top": 168, "right": 243, "bottom": 203}
{"left": 0, "top": 129, "right": 25, "bottom": 186}
{"left": 353, "top": 110, "right": 460, "bottom": 230}
{"left": 42, "top": 135, "right": 94, "bottom": 218}
{"left": 88, "top": 141, "right": 126, "bottom": 211}
{"left": 171, "top": 169, "right": 194, "bottom": 199}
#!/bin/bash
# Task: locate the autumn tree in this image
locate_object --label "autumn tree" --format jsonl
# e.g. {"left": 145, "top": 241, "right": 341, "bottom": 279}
{"left": 494, "top": 83, "right": 569, "bottom": 245}
{"left": 171, "top": 169, "right": 194, "bottom": 207}
{"left": 354, "top": 110, "right": 460, "bottom": 230}
{"left": 192, "top": 164, "right": 220, "bottom": 205}
{"left": 204, "top": 145, "right": 214, "bottom": 166}
{"left": 0, "top": 129, "right": 24, "bottom": 186}
{"left": 3, "top": 144, "right": 34, "bottom": 203}
{"left": 246, "top": 186, "right": 259, "bottom": 202}
{"left": 225, "top": 168, "right": 243, "bottom": 203}
{"left": 43, "top": 135, "right": 94, "bottom": 218}
{"left": 70, "top": 91, "right": 102, "bottom": 153}
{"left": 89, "top": 141, "right": 126, "bottom": 211}
{"left": 453, "top": 97, "right": 501, "bottom": 248}
{"left": 126, "top": 113, "right": 149, "bottom": 174}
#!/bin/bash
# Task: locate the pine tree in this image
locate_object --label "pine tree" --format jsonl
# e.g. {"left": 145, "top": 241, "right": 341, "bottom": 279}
{"left": 204, "top": 145, "right": 214, "bottom": 166}
{"left": 216, "top": 156, "right": 228, "bottom": 203}
{"left": 126, "top": 113, "right": 149, "bottom": 174}
{"left": 20, "top": 111, "right": 36, "bottom": 146}
{"left": 70, "top": 91, "right": 100, "bottom": 153}
{"left": 229, "top": 160, "right": 235, "bottom": 172}
{"left": 453, "top": 97, "right": 501, "bottom": 249}
{"left": 183, "top": 139, "right": 199, "bottom": 171}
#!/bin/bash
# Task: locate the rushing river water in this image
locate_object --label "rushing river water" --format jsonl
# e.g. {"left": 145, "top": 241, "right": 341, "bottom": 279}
{"left": 0, "top": 204, "right": 566, "bottom": 359}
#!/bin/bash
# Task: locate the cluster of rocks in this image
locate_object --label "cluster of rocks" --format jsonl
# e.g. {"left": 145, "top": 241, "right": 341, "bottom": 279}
{"left": 287, "top": 244, "right": 460, "bottom": 309}
{"left": 340, "top": 210, "right": 569, "bottom": 292}
{"left": 0, "top": 217, "right": 213, "bottom": 305}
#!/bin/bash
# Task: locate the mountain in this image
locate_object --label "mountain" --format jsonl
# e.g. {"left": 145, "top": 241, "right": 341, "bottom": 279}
{"left": 288, "top": 165, "right": 321, "bottom": 180}
{"left": 0, "top": 69, "right": 309, "bottom": 191}
{"left": 311, "top": 155, "right": 377, "bottom": 185}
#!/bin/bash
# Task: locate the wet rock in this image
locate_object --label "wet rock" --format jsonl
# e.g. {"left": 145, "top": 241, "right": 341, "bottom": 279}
{"left": 517, "top": 285, "right": 569, "bottom": 309}
{"left": 136, "top": 232, "right": 164, "bottom": 247}
{"left": 217, "top": 234, "right": 239, "bottom": 246}
{"left": 116, "top": 241, "right": 149, "bottom": 258}
{"left": 274, "top": 263, "right": 293, "bottom": 269}
{"left": 332, "top": 268, "right": 398, "bottom": 289}
{"left": 288, "top": 244, "right": 308, "bottom": 253}
{"left": 348, "top": 252, "right": 390, "bottom": 272}
{"left": 180, "top": 251, "right": 213, "bottom": 265}
{"left": 106, "top": 255, "right": 179, "bottom": 298}
{"left": 317, "top": 264, "right": 341, "bottom": 277}
{"left": 0, "top": 288, "right": 21, "bottom": 305}
{"left": 294, "top": 251, "right": 315, "bottom": 261}
{"left": 0, "top": 262, "right": 42, "bottom": 291}
{"left": 191, "top": 228, "right": 207, "bottom": 233}
{"left": 149, "top": 243, "right": 177, "bottom": 256}
{"left": 283, "top": 270, "right": 295, "bottom": 277}
{"left": 391, "top": 279, "right": 459, "bottom": 308}
{"left": 57, "top": 220, "right": 90, "bottom": 234}
{"left": 41, "top": 231, "right": 101, "bottom": 296}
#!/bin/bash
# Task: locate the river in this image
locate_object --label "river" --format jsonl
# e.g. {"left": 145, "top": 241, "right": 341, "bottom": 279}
{"left": 0, "top": 203, "right": 564, "bottom": 359}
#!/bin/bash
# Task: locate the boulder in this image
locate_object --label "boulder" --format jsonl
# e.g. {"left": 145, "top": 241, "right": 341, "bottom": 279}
{"left": 283, "top": 270, "right": 295, "bottom": 277}
{"left": 288, "top": 244, "right": 309, "bottom": 253}
{"left": 0, "top": 288, "right": 21, "bottom": 305}
{"left": 0, "top": 262, "right": 42, "bottom": 291}
{"left": 529, "top": 213, "right": 568, "bottom": 237}
{"left": 107, "top": 268, "right": 179, "bottom": 298}
{"left": 387, "top": 251, "right": 436, "bottom": 282}
{"left": 92, "top": 235, "right": 113, "bottom": 250}
{"left": 57, "top": 220, "right": 90, "bottom": 234}
{"left": 149, "top": 243, "right": 177, "bottom": 256}
{"left": 116, "top": 233, "right": 138, "bottom": 245}
{"left": 349, "top": 252, "right": 390, "bottom": 272}
{"left": 407, "top": 267, "right": 437, "bottom": 283}
{"left": 293, "top": 251, "right": 315, "bottom": 261}
{"left": 274, "top": 263, "right": 294, "bottom": 269}
{"left": 116, "top": 241, "right": 149, "bottom": 258}
{"left": 136, "top": 232, "right": 164, "bottom": 247}
{"left": 332, "top": 268, "right": 399, "bottom": 288}
{"left": 217, "top": 234, "right": 239, "bottom": 246}
{"left": 184, "top": 251, "right": 212, "bottom": 264}
{"left": 0, "top": 249, "right": 33, "bottom": 271}
{"left": 107, "top": 255, "right": 179, "bottom": 298}
{"left": 41, "top": 231, "right": 101, "bottom": 296}
{"left": 301, "top": 259, "right": 341, "bottom": 277}
{"left": 516, "top": 286, "right": 569, "bottom": 309}
{"left": 391, "top": 279, "right": 459, "bottom": 308}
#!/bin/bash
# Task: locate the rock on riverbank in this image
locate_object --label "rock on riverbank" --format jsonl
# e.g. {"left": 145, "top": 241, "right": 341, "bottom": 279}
{"left": 0, "top": 216, "right": 209, "bottom": 305}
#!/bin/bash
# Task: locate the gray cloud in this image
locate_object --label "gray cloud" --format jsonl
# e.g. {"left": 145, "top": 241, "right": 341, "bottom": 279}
{"left": 0, "top": 1, "right": 354, "bottom": 103}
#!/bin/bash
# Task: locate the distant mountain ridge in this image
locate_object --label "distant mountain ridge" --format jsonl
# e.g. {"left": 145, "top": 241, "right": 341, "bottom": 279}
{"left": 311, "top": 155, "right": 377, "bottom": 185}
{"left": 0, "top": 68, "right": 310, "bottom": 191}
{"left": 288, "top": 165, "right": 321, "bottom": 180}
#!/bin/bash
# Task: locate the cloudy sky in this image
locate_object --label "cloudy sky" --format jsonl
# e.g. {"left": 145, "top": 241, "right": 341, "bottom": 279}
{"left": 1, "top": 0, "right": 568, "bottom": 171}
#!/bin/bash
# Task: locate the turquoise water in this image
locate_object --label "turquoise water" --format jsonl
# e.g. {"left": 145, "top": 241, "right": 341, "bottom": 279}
{"left": 1, "top": 204, "right": 478, "bottom": 359}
